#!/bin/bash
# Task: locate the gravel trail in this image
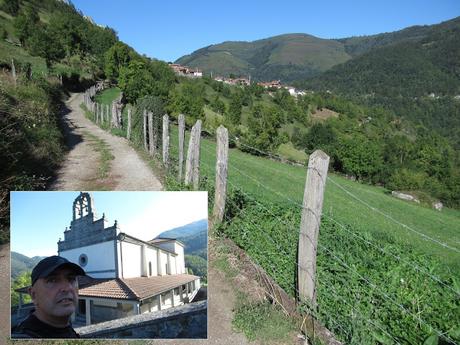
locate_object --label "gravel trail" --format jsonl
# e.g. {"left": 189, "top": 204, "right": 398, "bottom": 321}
{"left": 49, "top": 93, "right": 162, "bottom": 191}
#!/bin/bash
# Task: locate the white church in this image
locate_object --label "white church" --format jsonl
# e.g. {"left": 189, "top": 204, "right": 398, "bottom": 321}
{"left": 53, "top": 192, "right": 201, "bottom": 326}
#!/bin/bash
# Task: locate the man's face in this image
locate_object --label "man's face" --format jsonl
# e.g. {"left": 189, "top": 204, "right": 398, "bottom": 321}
{"left": 29, "top": 267, "right": 78, "bottom": 323}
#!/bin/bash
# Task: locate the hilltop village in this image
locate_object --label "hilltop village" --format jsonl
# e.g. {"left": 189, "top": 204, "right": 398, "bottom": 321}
{"left": 168, "top": 63, "right": 308, "bottom": 97}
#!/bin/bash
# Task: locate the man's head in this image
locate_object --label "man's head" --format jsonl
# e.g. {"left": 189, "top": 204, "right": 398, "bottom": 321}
{"left": 28, "top": 256, "right": 85, "bottom": 327}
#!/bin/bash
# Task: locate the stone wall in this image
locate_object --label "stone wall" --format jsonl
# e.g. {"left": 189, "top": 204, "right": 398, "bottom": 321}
{"left": 77, "top": 300, "right": 207, "bottom": 339}
{"left": 58, "top": 218, "right": 117, "bottom": 251}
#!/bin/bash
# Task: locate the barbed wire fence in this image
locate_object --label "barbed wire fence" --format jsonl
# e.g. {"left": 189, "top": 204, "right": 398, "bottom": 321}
{"left": 82, "top": 87, "right": 459, "bottom": 345}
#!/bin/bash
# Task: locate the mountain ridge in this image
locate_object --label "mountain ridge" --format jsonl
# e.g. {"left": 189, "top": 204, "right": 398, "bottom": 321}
{"left": 175, "top": 16, "right": 460, "bottom": 83}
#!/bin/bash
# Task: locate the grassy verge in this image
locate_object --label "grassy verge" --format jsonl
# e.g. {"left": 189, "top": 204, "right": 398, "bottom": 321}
{"left": 233, "top": 292, "right": 297, "bottom": 344}
{"left": 1, "top": 72, "right": 65, "bottom": 244}
{"left": 212, "top": 238, "right": 298, "bottom": 345}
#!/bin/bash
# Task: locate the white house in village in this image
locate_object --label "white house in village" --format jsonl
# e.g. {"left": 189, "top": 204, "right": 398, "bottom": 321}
{"left": 16, "top": 192, "right": 201, "bottom": 326}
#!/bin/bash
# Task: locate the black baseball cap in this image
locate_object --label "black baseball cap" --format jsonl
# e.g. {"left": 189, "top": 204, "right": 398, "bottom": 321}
{"left": 31, "top": 256, "right": 86, "bottom": 286}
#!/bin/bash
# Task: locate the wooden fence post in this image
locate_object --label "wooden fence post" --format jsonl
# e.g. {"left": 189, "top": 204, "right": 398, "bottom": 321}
{"left": 11, "top": 59, "right": 16, "bottom": 85}
{"left": 153, "top": 114, "right": 159, "bottom": 153}
{"left": 143, "top": 109, "right": 148, "bottom": 151}
{"left": 185, "top": 120, "right": 202, "bottom": 189}
{"left": 95, "top": 103, "right": 99, "bottom": 123}
{"left": 298, "top": 150, "right": 330, "bottom": 306}
{"left": 111, "top": 101, "right": 117, "bottom": 128}
{"left": 212, "top": 125, "right": 229, "bottom": 224}
{"left": 192, "top": 120, "right": 201, "bottom": 190}
{"left": 127, "top": 108, "right": 132, "bottom": 140}
{"left": 178, "top": 114, "right": 185, "bottom": 181}
{"left": 148, "top": 111, "right": 154, "bottom": 156}
{"left": 162, "top": 114, "right": 169, "bottom": 167}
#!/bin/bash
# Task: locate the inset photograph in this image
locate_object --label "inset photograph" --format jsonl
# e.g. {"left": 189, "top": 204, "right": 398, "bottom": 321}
{"left": 10, "top": 191, "right": 208, "bottom": 339}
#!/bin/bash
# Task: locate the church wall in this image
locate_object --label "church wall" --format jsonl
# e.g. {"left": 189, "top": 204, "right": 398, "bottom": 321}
{"left": 145, "top": 246, "right": 158, "bottom": 277}
{"left": 119, "top": 241, "right": 142, "bottom": 278}
{"left": 170, "top": 256, "right": 177, "bottom": 275}
{"left": 60, "top": 240, "right": 116, "bottom": 278}
{"left": 160, "top": 251, "right": 168, "bottom": 275}
{"left": 174, "top": 243, "right": 186, "bottom": 274}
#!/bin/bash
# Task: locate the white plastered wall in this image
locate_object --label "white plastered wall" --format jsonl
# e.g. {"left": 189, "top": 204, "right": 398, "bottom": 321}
{"left": 60, "top": 241, "right": 115, "bottom": 278}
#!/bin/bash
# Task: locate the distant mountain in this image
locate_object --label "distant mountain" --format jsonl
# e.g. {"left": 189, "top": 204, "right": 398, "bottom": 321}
{"left": 11, "top": 252, "right": 45, "bottom": 279}
{"left": 157, "top": 219, "right": 207, "bottom": 257}
{"left": 176, "top": 33, "right": 351, "bottom": 82}
{"left": 157, "top": 219, "right": 208, "bottom": 279}
{"left": 301, "top": 16, "right": 460, "bottom": 98}
{"left": 299, "top": 17, "right": 460, "bottom": 147}
{"left": 175, "top": 18, "right": 460, "bottom": 83}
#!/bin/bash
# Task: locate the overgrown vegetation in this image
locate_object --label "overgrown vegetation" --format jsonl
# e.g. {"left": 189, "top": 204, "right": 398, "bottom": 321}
{"left": 0, "top": 72, "right": 65, "bottom": 243}
{"left": 216, "top": 188, "right": 460, "bottom": 345}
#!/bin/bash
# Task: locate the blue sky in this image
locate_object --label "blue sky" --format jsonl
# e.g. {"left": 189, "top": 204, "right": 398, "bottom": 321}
{"left": 11, "top": 191, "right": 208, "bottom": 257}
{"left": 71, "top": 0, "right": 460, "bottom": 62}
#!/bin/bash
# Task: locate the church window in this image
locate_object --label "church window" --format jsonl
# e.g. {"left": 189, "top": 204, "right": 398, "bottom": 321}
{"left": 79, "top": 253, "right": 88, "bottom": 267}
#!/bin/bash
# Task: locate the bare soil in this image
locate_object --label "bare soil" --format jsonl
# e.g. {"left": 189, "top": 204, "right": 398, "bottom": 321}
{"left": 49, "top": 93, "right": 162, "bottom": 191}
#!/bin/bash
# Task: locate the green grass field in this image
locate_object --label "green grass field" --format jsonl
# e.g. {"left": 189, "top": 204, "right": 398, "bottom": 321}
{"left": 167, "top": 124, "right": 460, "bottom": 273}
{"left": 94, "top": 87, "right": 121, "bottom": 105}
{"left": 165, "top": 121, "right": 460, "bottom": 343}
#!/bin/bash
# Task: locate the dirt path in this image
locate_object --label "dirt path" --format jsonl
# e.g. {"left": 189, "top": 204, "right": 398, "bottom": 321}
{"left": 49, "top": 93, "right": 162, "bottom": 191}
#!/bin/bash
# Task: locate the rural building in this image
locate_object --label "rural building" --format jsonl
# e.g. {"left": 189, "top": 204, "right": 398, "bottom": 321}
{"left": 169, "top": 63, "right": 202, "bottom": 78}
{"left": 15, "top": 192, "right": 201, "bottom": 327}
{"left": 257, "top": 80, "right": 282, "bottom": 89}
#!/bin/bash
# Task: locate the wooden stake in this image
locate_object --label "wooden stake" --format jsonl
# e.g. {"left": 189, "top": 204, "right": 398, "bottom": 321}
{"left": 298, "top": 150, "right": 330, "bottom": 306}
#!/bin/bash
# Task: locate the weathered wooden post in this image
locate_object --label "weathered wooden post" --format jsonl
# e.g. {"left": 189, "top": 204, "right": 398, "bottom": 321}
{"left": 100, "top": 103, "right": 104, "bottom": 125}
{"left": 162, "top": 114, "right": 169, "bottom": 167}
{"left": 143, "top": 109, "right": 148, "bottom": 151}
{"left": 178, "top": 114, "right": 185, "bottom": 181}
{"left": 185, "top": 120, "right": 202, "bottom": 189}
{"left": 106, "top": 104, "right": 109, "bottom": 125}
{"left": 111, "top": 101, "right": 117, "bottom": 128}
{"left": 127, "top": 108, "right": 132, "bottom": 140}
{"left": 11, "top": 59, "right": 16, "bottom": 85}
{"left": 148, "top": 111, "right": 154, "bottom": 156}
{"left": 95, "top": 103, "right": 99, "bottom": 123}
{"left": 212, "top": 125, "right": 229, "bottom": 224}
{"left": 298, "top": 150, "right": 330, "bottom": 306}
{"left": 153, "top": 114, "right": 159, "bottom": 153}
